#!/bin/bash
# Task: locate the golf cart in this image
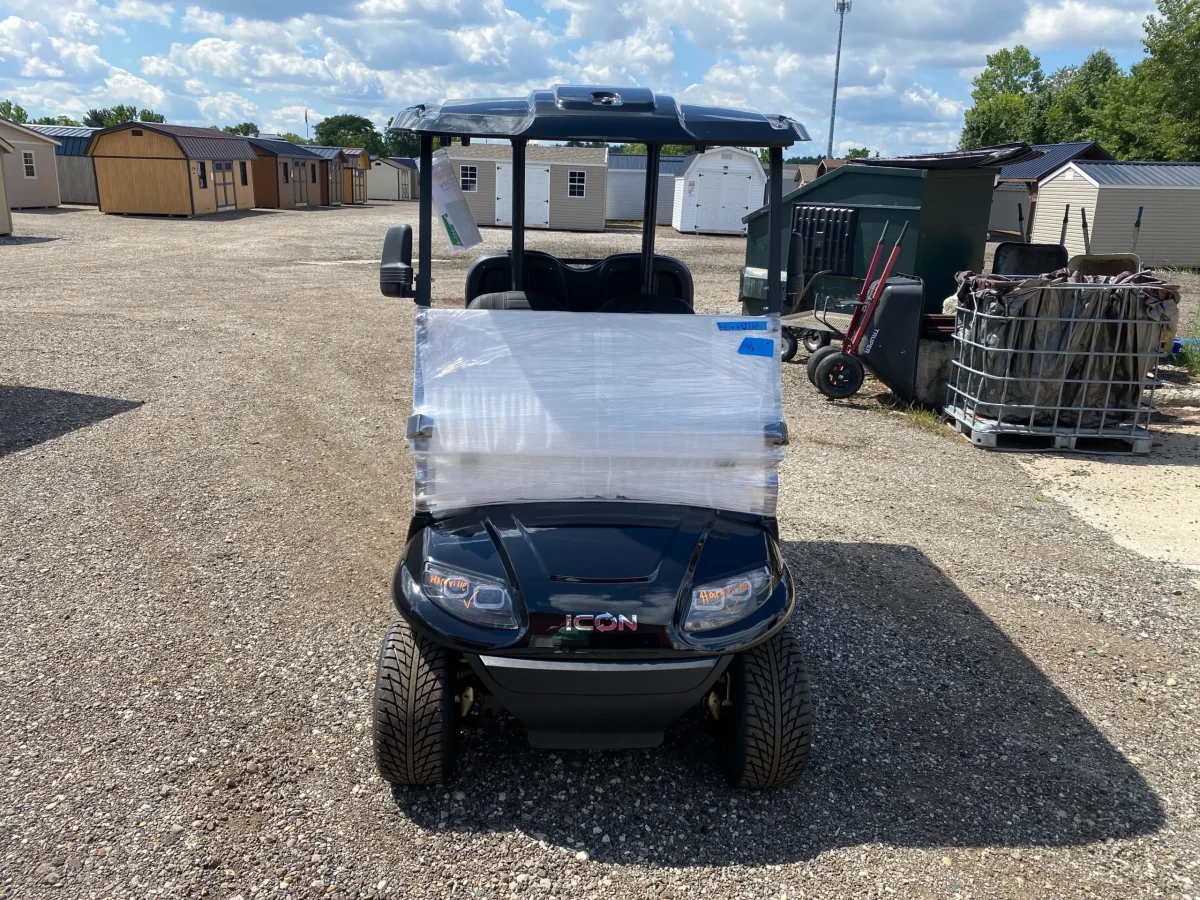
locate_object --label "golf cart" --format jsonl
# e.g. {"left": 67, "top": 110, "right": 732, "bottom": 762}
{"left": 373, "top": 86, "right": 812, "bottom": 789}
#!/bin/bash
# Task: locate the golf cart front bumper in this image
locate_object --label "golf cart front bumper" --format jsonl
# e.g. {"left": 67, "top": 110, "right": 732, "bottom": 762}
{"left": 466, "top": 654, "right": 732, "bottom": 749}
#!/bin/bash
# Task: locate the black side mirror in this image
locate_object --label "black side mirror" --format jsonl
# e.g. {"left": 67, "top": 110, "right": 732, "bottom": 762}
{"left": 380, "top": 224, "right": 414, "bottom": 298}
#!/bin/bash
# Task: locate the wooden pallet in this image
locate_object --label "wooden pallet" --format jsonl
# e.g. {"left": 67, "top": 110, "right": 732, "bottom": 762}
{"left": 949, "top": 414, "right": 1153, "bottom": 455}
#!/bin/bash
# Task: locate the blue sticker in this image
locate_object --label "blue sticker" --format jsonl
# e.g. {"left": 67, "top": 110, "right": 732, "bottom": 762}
{"left": 718, "top": 320, "right": 768, "bottom": 331}
{"left": 737, "top": 337, "right": 775, "bottom": 358}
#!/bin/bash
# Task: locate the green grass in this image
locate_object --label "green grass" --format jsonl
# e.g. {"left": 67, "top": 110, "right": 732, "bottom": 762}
{"left": 878, "top": 394, "right": 954, "bottom": 437}
{"left": 1174, "top": 335, "right": 1200, "bottom": 376}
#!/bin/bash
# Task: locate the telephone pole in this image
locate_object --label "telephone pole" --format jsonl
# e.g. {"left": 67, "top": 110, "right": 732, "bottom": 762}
{"left": 827, "top": 0, "right": 852, "bottom": 159}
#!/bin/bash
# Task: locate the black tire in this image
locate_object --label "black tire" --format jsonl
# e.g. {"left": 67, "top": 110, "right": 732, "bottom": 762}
{"left": 813, "top": 351, "right": 865, "bottom": 399}
{"left": 806, "top": 344, "right": 841, "bottom": 385}
{"left": 780, "top": 329, "right": 799, "bottom": 363}
{"left": 719, "top": 629, "right": 813, "bottom": 790}
{"left": 373, "top": 620, "right": 456, "bottom": 786}
{"left": 801, "top": 330, "right": 831, "bottom": 354}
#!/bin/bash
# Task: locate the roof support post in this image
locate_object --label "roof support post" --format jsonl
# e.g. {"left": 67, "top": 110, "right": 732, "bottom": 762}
{"left": 416, "top": 133, "right": 433, "bottom": 307}
{"left": 640, "top": 143, "right": 661, "bottom": 295}
{"left": 767, "top": 146, "right": 784, "bottom": 316}
{"left": 512, "top": 138, "right": 526, "bottom": 291}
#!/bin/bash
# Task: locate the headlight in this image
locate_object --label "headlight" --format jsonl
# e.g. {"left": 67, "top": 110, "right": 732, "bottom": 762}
{"left": 683, "top": 566, "right": 773, "bottom": 633}
{"left": 402, "top": 562, "right": 519, "bottom": 630}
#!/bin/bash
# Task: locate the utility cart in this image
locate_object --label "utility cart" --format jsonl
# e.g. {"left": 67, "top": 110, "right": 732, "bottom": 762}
{"left": 373, "top": 86, "right": 812, "bottom": 789}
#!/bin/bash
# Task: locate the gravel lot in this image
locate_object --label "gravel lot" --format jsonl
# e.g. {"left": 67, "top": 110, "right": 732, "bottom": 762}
{"left": 2, "top": 204, "right": 1199, "bottom": 900}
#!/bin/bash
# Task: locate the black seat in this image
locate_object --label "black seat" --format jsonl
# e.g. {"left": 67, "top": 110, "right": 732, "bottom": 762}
{"left": 597, "top": 295, "right": 693, "bottom": 314}
{"left": 467, "top": 291, "right": 565, "bottom": 311}
{"left": 991, "top": 242, "right": 1069, "bottom": 276}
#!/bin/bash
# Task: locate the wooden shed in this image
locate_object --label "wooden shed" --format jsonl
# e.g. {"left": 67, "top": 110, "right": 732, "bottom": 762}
{"left": 247, "top": 137, "right": 322, "bottom": 209}
{"left": 1032, "top": 160, "right": 1200, "bottom": 267}
{"left": 445, "top": 143, "right": 608, "bottom": 231}
{"left": 27, "top": 124, "right": 98, "bottom": 204}
{"left": 306, "top": 147, "right": 347, "bottom": 206}
{"left": 0, "top": 117, "right": 61, "bottom": 209}
{"left": 367, "top": 156, "right": 419, "bottom": 201}
{"left": 0, "top": 135, "right": 13, "bottom": 236}
{"left": 341, "top": 148, "right": 369, "bottom": 204}
{"left": 87, "top": 122, "right": 257, "bottom": 217}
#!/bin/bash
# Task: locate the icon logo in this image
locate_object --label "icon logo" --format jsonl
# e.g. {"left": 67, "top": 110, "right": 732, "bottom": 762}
{"left": 563, "top": 614, "right": 638, "bottom": 632}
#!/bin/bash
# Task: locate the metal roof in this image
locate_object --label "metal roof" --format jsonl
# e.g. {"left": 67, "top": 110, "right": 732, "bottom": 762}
{"left": 390, "top": 85, "right": 810, "bottom": 147}
{"left": 0, "top": 117, "right": 61, "bottom": 146}
{"left": 858, "top": 142, "right": 1041, "bottom": 171}
{"left": 246, "top": 137, "right": 321, "bottom": 159}
{"left": 389, "top": 157, "right": 417, "bottom": 169}
{"left": 607, "top": 153, "right": 690, "bottom": 174}
{"left": 26, "top": 124, "right": 95, "bottom": 155}
{"left": 998, "top": 141, "right": 1111, "bottom": 181}
{"left": 306, "top": 145, "right": 350, "bottom": 161}
{"left": 1075, "top": 160, "right": 1200, "bottom": 188}
{"left": 446, "top": 143, "right": 609, "bottom": 165}
{"left": 85, "top": 122, "right": 256, "bottom": 160}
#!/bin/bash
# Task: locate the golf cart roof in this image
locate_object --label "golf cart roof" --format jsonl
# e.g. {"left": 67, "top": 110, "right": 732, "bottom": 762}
{"left": 389, "top": 85, "right": 810, "bottom": 147}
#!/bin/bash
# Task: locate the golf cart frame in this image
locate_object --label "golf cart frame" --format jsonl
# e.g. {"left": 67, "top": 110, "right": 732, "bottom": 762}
{"left": 374, "top": 86, "right": 813, "bottom": 790}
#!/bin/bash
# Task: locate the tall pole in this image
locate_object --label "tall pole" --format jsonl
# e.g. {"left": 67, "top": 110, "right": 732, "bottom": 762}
{"left": 826, "top": 0, "right": 852, "bottom": 159}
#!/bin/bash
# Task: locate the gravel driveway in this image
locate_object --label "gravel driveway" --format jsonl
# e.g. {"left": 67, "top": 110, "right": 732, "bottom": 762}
{"left": 2, "top": 204, "right": 1198, "bottom": 899}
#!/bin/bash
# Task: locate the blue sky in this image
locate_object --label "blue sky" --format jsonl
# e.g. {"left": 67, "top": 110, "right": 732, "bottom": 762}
{"left": 0, "top": 0, "right": 1158, "bottom": 155}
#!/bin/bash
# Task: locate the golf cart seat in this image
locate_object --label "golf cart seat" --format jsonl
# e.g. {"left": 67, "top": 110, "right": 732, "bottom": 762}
{"left": 467, "top": 291, "right": 566, "bottom": 311}
{"left": 598, "top": 294, "right": 693, "bottom": 314}
{"left": 465, "top": 251, "right": 694, "bottom": 312}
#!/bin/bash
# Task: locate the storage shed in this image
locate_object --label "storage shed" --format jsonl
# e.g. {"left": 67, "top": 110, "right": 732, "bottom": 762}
{"left": 989, "top": 141, "right": 1112, "bottom": 238}
{"left": 87, "top": 123, "right": 256, "bottom": 216}
{"left": 671, "top": 147, "right": 765, "bottom": 235}
{"left": 445, "top": 143, "right": 608, "bottom": 231}
{"left": 27, "top": 124, "right": 98, "bottom": 204}
{"left": 605, "top": 153, "right": 688, "bottom": 223}
{"left": 247, "top": 137, "right": 321, "bottom": 209}
{"left": 367, "top": 156, "right": 419, "bottom": 201}
{"left": 0, "top": 135, "right": 13, "bottom": 235}
{"left": 0, "top": 117, "right": 61, "bottom": 209}
{"left": 341, "top": 148, "right": 369, "bottom": 204}
{"left": 306, "top": 147, "right": 347, "bottom": 206}
{"left": 1031, "top": 160, "right": 1200, "bottom": 267}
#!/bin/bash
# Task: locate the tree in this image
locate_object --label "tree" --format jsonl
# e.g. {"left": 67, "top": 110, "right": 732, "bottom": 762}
{"left": 1040, "top": 50, "right": 1121, "bottom": 144}
{"left": 971, "top": 45, "right": 1044, "bottom": 102}
{"left": 961, "top": 93, "right": 1032, "bottom": 147}
{"left": 845, "top": 147, "right": 872, "bottom": 159}
{"left": 138, "top": 109, "right": 165, "bottom": 123}
{"left": 0, "top": 100, "right": 29, "bottom": 123}
{"left": 278, "top": 132, "right": 308, "bottom": 145}
{"left": 33, "top": 114, "right": 83, "bottom": 126}
{"left": 314, "top": 114, "right": 384, "bottom": 155}
{"left": 82, "top": 108, "right": 109, "bottom": 128}
{"left": 82, "top": 106, "right": 166, "bottom": 128}
{"left": 223, "top": 122, "right": 259, "bottom": 136}
{"left": 959, "top": 45, "right": 1047, "bottom": 148}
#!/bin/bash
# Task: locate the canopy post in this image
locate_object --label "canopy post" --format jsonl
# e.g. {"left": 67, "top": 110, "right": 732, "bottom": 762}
{"left": 640, "top": 143, "right": 661, "bottom": 295}
{"left": 767, "top": 146, "right": 784, "bottom": 316}
{"left": 512, "top": 138, "right": 526, "bottom": 291}
{"left": 416, "top": 134, "right": 433, "bottom": 307}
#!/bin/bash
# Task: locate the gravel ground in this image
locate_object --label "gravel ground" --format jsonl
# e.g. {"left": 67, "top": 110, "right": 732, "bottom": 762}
{"left": 2, "top": 204, "right": 1199, "bottom": 900}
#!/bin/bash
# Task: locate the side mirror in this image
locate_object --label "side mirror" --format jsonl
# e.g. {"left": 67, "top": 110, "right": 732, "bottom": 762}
{"left": 380, "top": 224, "right": 414, "bottom": 298}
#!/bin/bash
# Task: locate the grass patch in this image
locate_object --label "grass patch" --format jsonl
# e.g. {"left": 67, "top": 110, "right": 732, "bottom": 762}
{"left": 877, "top": 394, "right": 954, "bottom": 437}
{"left": 1173, "top": 335, "right": 1200, "bottom": 377}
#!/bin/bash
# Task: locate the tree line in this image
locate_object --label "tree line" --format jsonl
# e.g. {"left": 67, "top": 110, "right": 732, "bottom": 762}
{"left": 961, "top": 0, "right": 1199, "bottom": 160}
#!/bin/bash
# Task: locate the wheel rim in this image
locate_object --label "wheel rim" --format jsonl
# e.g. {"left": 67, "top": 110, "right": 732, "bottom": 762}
{"left": 826, "top": 362, "right": 854, "bottom": 387}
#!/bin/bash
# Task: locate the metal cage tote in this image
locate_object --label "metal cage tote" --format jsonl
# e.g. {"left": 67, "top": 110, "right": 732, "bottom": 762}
{"left": 945, "top": 271, "right": 1179, "bottom": 454}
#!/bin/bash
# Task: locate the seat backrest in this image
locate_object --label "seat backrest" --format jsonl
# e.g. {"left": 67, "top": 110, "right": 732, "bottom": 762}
{"left": 991, "top": 242, "right": 1069, "bottom": 276}
{"left": 467, "top": 291, "right": 565, "bottom": 311}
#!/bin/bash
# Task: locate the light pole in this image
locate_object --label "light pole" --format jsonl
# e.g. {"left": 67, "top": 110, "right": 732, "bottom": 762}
{"left": 827, "top": 0, "right": 852, "bottom": 159}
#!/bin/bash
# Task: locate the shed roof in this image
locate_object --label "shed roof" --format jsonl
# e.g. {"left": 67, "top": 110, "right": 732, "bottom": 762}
{"left": 445, "top": 143, "right": 609, "bottom": 165}
{"left": 26, "top": 124, "right": 95, "bottom": 155}
{"left": 0, "top": 136, "right": 13, "bottom": 153}
{"left": 607, "top": 153, "right": 690, "bottom": 174}
{"left": 390, "top": 157, "right": 417, "bottom": 169}
{"left": 1066, "top": 160, "right": 1200, "bottom": 188}
{"left": 0, "top": 117, "right": 61, "bottom": 146}
{"left": 998, "top": 141, "right": 1112, "bottom": 181}
{"left": 86, "top": 122, "right": 256, "bottom": 160}
{"left": 792, "top": 164, "right": 820, "bottom": 183}
{"left": 246, "top": 137, "right": 322, "bottom": 159}
{"left": 306, "top": 145, "right": 351, "bottom": 161}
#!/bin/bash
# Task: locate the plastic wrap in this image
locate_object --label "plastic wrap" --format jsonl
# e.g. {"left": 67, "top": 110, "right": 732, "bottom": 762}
{"left": 411, "top": 310, "right": 785, "bottom": 516}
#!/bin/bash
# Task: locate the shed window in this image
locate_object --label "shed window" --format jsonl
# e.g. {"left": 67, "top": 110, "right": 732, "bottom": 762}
{"left": 132, "top": 129, "right": 143, "bottom": 136}
{"left": 568, "top": 170, "right": 586, "bottom": 198}
{"left": 22, "top": 151, "right": 35, "bottom": 178}
{"left": 460, "top": 165, "right": 477, "bottom": 193}
{"left": 282, "top": 162, "right": 289, "bottom": 184}
{"left": 240, "top": 161, "right": 248, "bottom": 186}
{"left": 198, "top": 161, "right": 207, "bottom": 188}
{"left": 311, "top": 163, "right": 317, "bottom": 183}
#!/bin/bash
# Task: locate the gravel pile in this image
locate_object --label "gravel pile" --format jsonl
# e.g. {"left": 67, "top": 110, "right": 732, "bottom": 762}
{"left": 1, "top": 204, "right": 1197, "bottom": 899}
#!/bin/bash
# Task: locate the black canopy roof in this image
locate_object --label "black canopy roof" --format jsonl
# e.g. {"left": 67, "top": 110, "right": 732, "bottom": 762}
{"left": 389, "top": 85, "right": 810, "bottom": 147}
{"left": 854, "top": 142, "right": 1043, "bottom": 171}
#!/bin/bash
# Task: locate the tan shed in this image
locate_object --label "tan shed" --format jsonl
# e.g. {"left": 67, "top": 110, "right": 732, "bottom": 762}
{"left": 87, "top": 122, "right": 257, "bottom": 217}
{"left": 444, "top": 143, "right": 608, "bottom": 232}
{"left": 306, "top": 147, "right": 348, "bottom": 206}
{"left": 1032, "top": 161, "right": 1200, "bottom": 267}
{"left": 0, "top": 135, "right": 13, "bottom": 236}
{"left": 341, "top": 148, "right": 369, "bottom": 204}
{"left": 0, "top": 117, "right": 61, "bottom": 209}
{"left": 246, "top": 137, "right": 322, "bottom": 209}
{"left": 367, "top": 156, "right": 419, "bottom": 201}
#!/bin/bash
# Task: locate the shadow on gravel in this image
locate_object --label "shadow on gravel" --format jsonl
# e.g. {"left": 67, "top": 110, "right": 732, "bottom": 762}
{"left": 0, "top": 386, "right": 142, "bottom": 457}
{"left": 389, "top": 542, "right": 1165, "bottom": 867}
{"left": 0, "top": 235, "right": 60, "bottom": 245}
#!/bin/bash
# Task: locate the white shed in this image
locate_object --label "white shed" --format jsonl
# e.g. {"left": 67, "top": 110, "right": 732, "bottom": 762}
{"left": 605, "top": 154, "right": 689, "bottom": 224}
{"left": 1031, "top": 161, "right": 1200, "bottom": 267}
{"left": 368, "top": 156, "right": 419, "bottom": 201}
{"left": 671, "top": 147, "right": 764, "bottom": 235}
{"left": 0, "top": 117, "right": 61, "bottom": 209}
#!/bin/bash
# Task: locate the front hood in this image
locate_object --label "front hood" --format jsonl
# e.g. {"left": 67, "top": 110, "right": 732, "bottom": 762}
{"left": 400, "top": 502, "right": 790, "bottom": 655}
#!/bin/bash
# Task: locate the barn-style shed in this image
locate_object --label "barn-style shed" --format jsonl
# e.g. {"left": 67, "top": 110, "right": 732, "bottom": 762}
{"left": 0, "top": 117, "right": 61, "bottom": 209}
{"left": 306, "top": 147, "right": 348, "bottom": 206}
{"left": 87, "top": 123, "right": 257, "bottom": 216}
{"left": 671, "top": 147, "right": 764, "bottom": 235}
{"left": 605, "top": 153, "right": 688, "bottom": 224}
{"left": 1031, "top": 160, "right": 1200, "bottom": 267}
{"left": 367, "top": 156, "right": 419, "bottom": 201}
{"left": 247, "top": 137, "right": 321, "bottom": 209}
{"left": 445, "top": 143, "right": 608, "bottom": 231}
{"left": 342, "top": 148, "right": 369, "bottom": 204}
{"left": 0, "top": 135, "right": 13, "bottom": 235}
{"left": 27, "top": 124, "right": 98, "bottom": 204}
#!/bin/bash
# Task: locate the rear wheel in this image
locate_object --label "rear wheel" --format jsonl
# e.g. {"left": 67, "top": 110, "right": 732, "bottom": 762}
{"left": 373, "top": 620, "right": 456, "bottom": 786}
{"left": 813, "top": 351, "right": 865, "bottom": 399}
{"left": 718, "top": 629, "right": 813, "bottom": 789}
{"left": 780, "top": 329, "right": 799, "bottom": 363}
{"left": 806, "top": 344, "right": 841, "bottom": 385}
{"left": 801, "top": 330, "right": 830, "bottom": 354}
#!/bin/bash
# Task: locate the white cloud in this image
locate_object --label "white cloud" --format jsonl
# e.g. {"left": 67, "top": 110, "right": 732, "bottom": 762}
{"left": 1018, "top": 0, "right": 1151, "bottom": 47}
{"left": 195, "top": 88, "right": 256, "bottom": 119}
{"left": 141, "top": 53, "right": 186, "bottom": 77}
{"left": 110, "top": 0, "right": 174, "bottom": 25}
{"left": 21, "top": 57, "right": 67, "bottom": 78}
{"left": 105, "top": 67, "right": 166, "bottom": 106}
{"left": 167, "top": 36, "right": 248, "bottom": 78}
{"left": 50, "top": 37, "right": 109, "bottom": 74}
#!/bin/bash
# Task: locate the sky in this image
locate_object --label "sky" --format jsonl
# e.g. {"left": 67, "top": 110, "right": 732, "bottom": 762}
{"left": 0, "top": 0, "right": 1160, "bottom": 156}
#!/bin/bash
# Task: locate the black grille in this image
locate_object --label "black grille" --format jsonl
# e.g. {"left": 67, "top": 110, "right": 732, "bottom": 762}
{"left": 792, "top": 205, "right": 858, "bottom": 276}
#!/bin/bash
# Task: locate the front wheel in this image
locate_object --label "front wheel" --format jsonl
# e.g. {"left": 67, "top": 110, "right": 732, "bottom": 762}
{"left": 780, "top": 328, "right": 799, "bottom": 363}
{"left": 718, "top": 629, "right": 813, "bottom": 789}
{"left": 373, "top": 621, "right": 456, "bottom": 786}
{"left": 813, "top": 351, "right": 865, "bottom": 400}
{"left": 801, "top": 330, "right": 830, "bottom": 354}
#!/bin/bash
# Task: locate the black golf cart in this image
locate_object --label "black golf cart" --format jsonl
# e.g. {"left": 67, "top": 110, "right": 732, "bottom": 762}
{"left": 373, "top": 86, "right": 812, "bottom": 789}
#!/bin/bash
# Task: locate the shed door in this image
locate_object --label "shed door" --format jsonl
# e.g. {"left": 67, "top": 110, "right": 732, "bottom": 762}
{"left": 694, "top": 168, "right": 753, "bottom": 234}
{"left": 213, "top": 161, "right": 236, "bottom": 211}
{"left": 496, "top": 163, "right": 551, "bottom": 228}
{"left": 293, "top": 161, "right": 308, "bottom": 207}
{"left": 400, "top": 169, "right": 410, "bottom": 200}
{"left": 329, "top": 163, "right": 344, "bottom": 204}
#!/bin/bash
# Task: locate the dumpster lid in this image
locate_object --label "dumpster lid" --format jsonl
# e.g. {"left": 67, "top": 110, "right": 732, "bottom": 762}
{"left": 854, "top": 143, "right": 1043, "bottom": 171}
